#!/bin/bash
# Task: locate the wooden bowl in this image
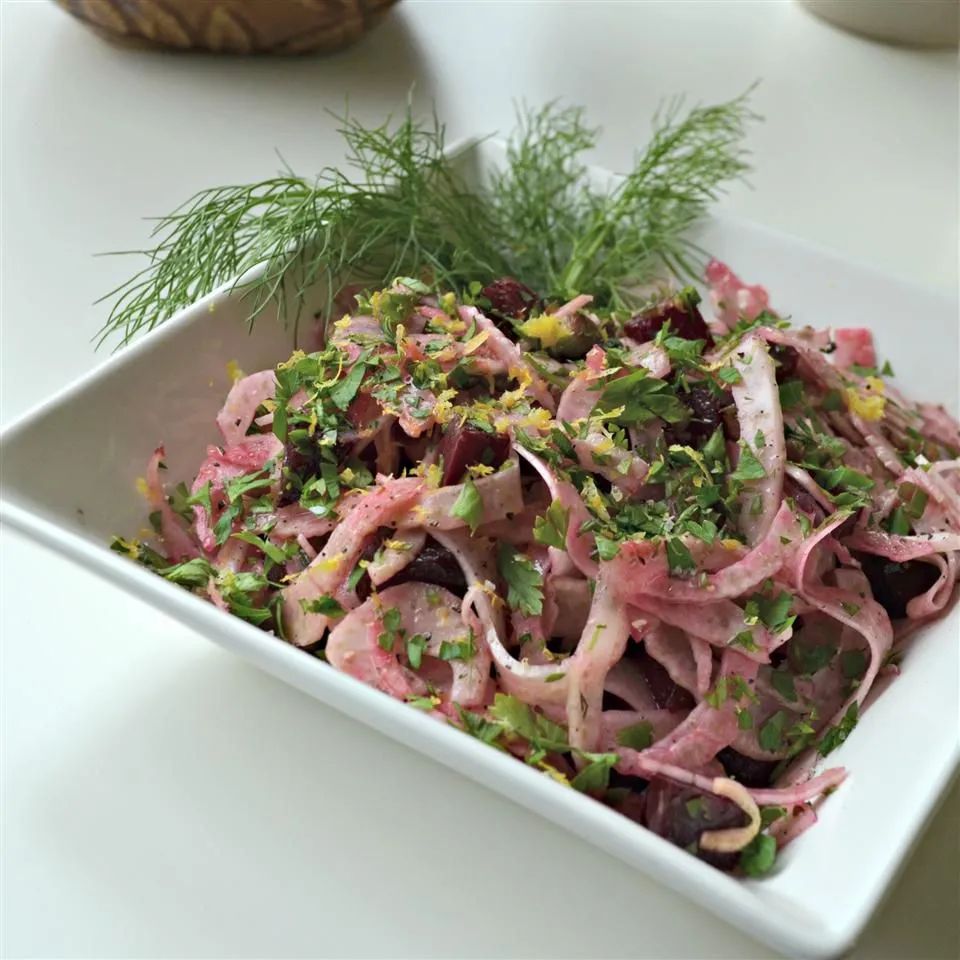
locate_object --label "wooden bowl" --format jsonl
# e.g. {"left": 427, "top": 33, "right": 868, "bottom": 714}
{"left": 55, "top": 0, "right": 398, "bottom": 55}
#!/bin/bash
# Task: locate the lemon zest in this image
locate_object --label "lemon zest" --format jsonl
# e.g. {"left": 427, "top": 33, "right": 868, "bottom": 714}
{"left": 517, "top": 312, "right": 568, "bottom": 348}
{"left": 466, "top": 463, "right": 495, "bottom": 478}
{"left": 844, "top": 376, "right": 886, "bottom": 421}
{"left": 462, "top": 329, "right": 490, "bottom": 355}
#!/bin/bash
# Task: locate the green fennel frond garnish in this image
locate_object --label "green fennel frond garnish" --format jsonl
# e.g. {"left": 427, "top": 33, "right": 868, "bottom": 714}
{"left": 97, "top": 92, "right": 757, "bottom": 348}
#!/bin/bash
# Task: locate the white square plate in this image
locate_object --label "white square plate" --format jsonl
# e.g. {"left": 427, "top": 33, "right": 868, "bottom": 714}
{"left": 2, "top": 139, "right": 957, "bottom": 960}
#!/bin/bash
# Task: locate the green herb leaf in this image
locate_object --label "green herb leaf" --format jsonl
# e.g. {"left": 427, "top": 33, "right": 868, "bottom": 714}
{"left": 616, "top": 721, "right": 654, "bottom": 751}
{"left": 346, "top": 563, "right": 366, "bottom": 592}
{"left": 840, "top": 649, "right": 868, "bottom": 680}
{"left": 451, "top": 476, "right": 484, "bottom": 534}
{"left": 760, "top": 806, "right": 787, "bottom": 828}
{"left": 570, "top": 752, "right": 619, "bottom": 793}
{"left": 730, "top": 443, "right": 766, "bottom": 482}
{"left": 328, "top": 361, "right": 368, "bottom": 411}
{"left": 406, "top": 633, "right": 428, "bottom": 670}
{"left": 778, "top": 379, "right": 804, "bottom": 410}
{"left": 730, "top": 630, "right": 760, "bottom": 652}
{"left": 739, "top": 833, "right": 777, "bottom": 877}
{"left": 758, "top": 710, "right": 788, "bottom": 752}
{"left": 496, "top": 544, "right": 544, "bottom": 616}
{"left": 769, "top": 669, "right": 798, "bottom": 702}
{"left": 232, "top": 530, "right": 287, "bottom": 565}
{"left": 489, "top": 693, "right": 569, "bottom": 752}
{"left": 438, "top": 633, "right": 477, "bottom": 662}
{"left": 886, "top": 506, "right": 911, "bottom": 535}
{"left": 748, "top": 589, "right": 795, "bottom": 634}
{"left": 299, "top": 594, "right": 346, "bottom": 618}
{"left": 533, "top": 500, "right": 569, "bottom": 549}
{"left": 213, "top": 501, "right": 242, "bottom": 546}
{"left": 595, "top": 536, "right": 621, "bottom": 561}
{"left": 457, "top": 705, "right": 505, "bottom": 744}
{"left": 595, "top": 369, "right": 687, "bottom": 426}
{"left": 789, "top": 637, "right": 837, "bottom": 677}
{"left": 666, "top": 537, "right": 696, "bottom": 574}
{"left": 185, "top": 481, "right": 213, "bottom": 516}
{"left": 160, "top": 557, "right": 215, "bottom": 588}
{"left": 816, "top": 465, "right": 875, "bottom": 493}
{"left": 818, "top": 702, "right": 859, "bottom": 756}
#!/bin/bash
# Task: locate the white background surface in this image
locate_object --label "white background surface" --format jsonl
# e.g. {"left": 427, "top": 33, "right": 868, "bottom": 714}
{"left": 1, "top": 1, "right": 957, "bottom": 958}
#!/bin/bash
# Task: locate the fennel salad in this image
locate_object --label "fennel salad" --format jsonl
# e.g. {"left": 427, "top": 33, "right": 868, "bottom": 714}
{"left": 106, "top": 95, "right": 960, "bottom": 877}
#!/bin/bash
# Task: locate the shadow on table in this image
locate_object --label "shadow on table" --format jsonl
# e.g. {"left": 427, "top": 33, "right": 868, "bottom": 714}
{"left": 26, "top": 8, "right": 442, "bottom": 143}
{"left": 28, "top": 649, "right": 768, "bottom": 960}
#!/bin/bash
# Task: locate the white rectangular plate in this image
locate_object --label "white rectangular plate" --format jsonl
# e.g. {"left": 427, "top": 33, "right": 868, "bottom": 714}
{"left": 2, "top": 139, "right": 957, "bottom": 960}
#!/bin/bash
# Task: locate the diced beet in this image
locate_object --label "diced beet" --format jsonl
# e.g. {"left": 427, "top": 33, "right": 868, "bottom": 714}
{"left": 439, "top": 422, "right": 510, "bottom": 485}
{"left": 383, "top": 539, "right": 468, "bottom": 596}
{"left": 856, "top": 553, "right": 941, "bottom": 620}
{"left": 770, "top": 344, "right": 799, "bottom": 382}
{"left": 480, "top": 277, "right": 540, "bottom": 323}
{"left": 623, "top": 288, "right": 713, "bottom": 346}
{"left": 353, "top": 530, "right": 389, "bottom": 602}
{"left": 278, "top": 440, "right": 320, "bottom": 506}
{"left": 645, "top": 782, "right": 747, "bottom": 870}
{"left": 665, "top": 384, "right": 731, "bottom": 449}
{"left": 608, "top": 768, "right": 650, "bottom": 794}
{"left": 783, "top": 479, "right": 826, "bottom": 525}
{"left": 634, "top": 647, "right": 696, "bottom": 712}
{"left": 721, "top": 404, "right": 741, "bottom": 443}
{"left": 602, "top": 690, "right": 635, "bottom": 711}
{"left": 716, "top": 747, "right": 778, "bottom": 788}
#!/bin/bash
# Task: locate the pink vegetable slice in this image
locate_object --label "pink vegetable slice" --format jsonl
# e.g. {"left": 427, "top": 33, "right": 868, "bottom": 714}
{"left": 282, "top": 477, "right": 424, "bottom": 647}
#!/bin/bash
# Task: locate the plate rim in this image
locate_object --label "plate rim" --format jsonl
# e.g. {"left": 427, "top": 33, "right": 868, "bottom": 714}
{"left": 2, "top": 141, "right": 958, "bottom": 960}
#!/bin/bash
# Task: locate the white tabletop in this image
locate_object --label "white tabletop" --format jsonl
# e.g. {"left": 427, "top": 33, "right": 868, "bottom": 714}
{"left": 2, "top": 1, "right": 958, "bottom": 957}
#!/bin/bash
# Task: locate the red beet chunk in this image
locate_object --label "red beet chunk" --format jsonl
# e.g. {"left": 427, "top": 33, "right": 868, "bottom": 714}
{"left": 645, "top": 783, "right": 747, "bottom": 871}
{"left": 783, "top": 478, "right": 826, "bottom": 526}
{"left": 439, "top": 422, "right": 510, "bottom": 485}
{"left": 480, "top": 277, "right": 540, "bottom": 322}
{"left": 770, "top": 344, "right": 799, "bottom": 382}
{"left": 634, "top": 647, "right": 696, "bottom": 712}
{"left": 665, "top": 384, "right": 733, "bottom": 449}
{"left": 384, "top": 539, "right": 468, "bottom": 596}
{"left": 624, "top": 288, "right": 712, "bottom": 346}
{"left": 856, "top": 553, "right": 941, "bottom": 620}
{"left": 717, "top": 747, "right": 778, "bottom": 788}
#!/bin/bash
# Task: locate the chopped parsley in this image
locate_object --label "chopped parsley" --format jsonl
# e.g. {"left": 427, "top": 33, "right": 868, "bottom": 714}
{"left": 570, "top": 752, "right": 619, "bottom": 793}
{"left": 496, "top": 544, "right": 544, "bottom": 616}
{"left": 758, "top": 710, "right": 788, "bottom": 752}
{"left": 299, "top": 594, "right": 346, "bottom": 618}
{"left": 818, "top": 702, "right": 859, "bottom": 757}
{"left": 377, "top": 606, "right": 404, "bottom": 652}
{"left": 533, "top": 499, "right": 570, "bottom": 549}
{"left": 616, "top": 721, "right": 654, "bottom": 750}
{"left": 730, "top": 443, "right": 766, "bottom": 483}
{"left": 437, "top": 633, "right": 477, "bottom": 662}
{"left": 406, "top": 633, "right": 429, "bottom": 669}
{"left": 451, "top": 476, "right": 484, "bottom": 533}
{"left": 594, "top": 369, "right": 687, "bottom": 426}
{"left": 739, "top": 833, "right": 777, "bottom": 877}
{"left": 744, "top": 589, "right": 796, "bottom": 634}
{"left": 778, "top": 378, "right": 805, "bottom": 410}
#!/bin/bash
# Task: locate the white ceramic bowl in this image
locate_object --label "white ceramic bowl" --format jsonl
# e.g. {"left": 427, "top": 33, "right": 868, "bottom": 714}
{"left": 1, "top": 139, "right": 957, "bottom": 960}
